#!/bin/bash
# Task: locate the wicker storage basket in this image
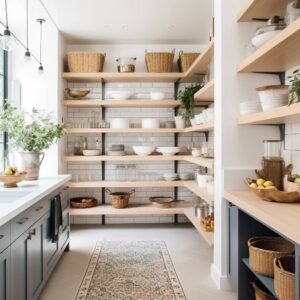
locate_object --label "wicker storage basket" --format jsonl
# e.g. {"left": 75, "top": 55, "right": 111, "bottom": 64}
{"left": 274, "top": 256, "right": 295, "bottom": 300}
{"left": 145, "top": 49, "right": 175, "bottom": 73}
{"left": 250, "top": 280, "right": 277, "bottom": 300}
{"left": 249, "top": 237, "right": 294, "bottom": 277}
{"left": 178, "top": 51, "right": 200, "bottom": 72}
{"left": 70, "top": 197, "right": 98, "bottom": 209}
{"left": 67, "top": 52, "right": 105, "bottom": 72}
{"left": 105, "top": 189, "right": 135, "bottom": 209}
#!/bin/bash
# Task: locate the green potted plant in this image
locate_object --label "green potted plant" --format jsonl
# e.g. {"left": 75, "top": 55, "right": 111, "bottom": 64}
{"left": 0, "top": 101, "right": 65, "bottom": 180}
{"left": 288, "top": 69, "right": 300, "bottom": 106}
{"left": 176, "top": 82, "right": 204, "bottom": 128}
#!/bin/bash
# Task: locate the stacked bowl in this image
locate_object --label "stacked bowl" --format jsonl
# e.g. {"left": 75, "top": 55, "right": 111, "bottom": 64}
{"left": 163, "top": 173, "right": 179, "bottom": 181}
{"left": 157, "top": 147, "right": 181, "bottom": 156}
{"left": 107, "top": 144, "right": 126, "bottom": 156}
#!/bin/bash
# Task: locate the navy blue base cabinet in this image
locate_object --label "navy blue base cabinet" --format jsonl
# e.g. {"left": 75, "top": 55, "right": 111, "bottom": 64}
{"left": 228, "top": 202, "right": 300, "bottom": 300}
{"left": 0, "top": 186, "right": 70, "bottom": 300}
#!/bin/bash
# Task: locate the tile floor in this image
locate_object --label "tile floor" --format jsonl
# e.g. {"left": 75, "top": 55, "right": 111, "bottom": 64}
{"left": 39, "top": 224, "right": 236, "bottom": 300}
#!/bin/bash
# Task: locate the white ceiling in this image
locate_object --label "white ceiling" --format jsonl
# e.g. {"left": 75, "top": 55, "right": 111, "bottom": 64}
{"left": 41, "top": 0, "right": 214, "bottom": 44}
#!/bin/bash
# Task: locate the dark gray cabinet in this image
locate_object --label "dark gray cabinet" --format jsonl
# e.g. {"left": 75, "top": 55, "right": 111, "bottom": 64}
{"left": 0, "top": 185, "right": 70, "bottom": 300}
{"left": 0, "top": 247, "right": 10, "bottom": 300}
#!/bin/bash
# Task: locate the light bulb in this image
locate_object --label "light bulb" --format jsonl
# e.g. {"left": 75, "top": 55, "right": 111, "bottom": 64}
{"left": 25, "top": 50, "right": 31, "bottom": 62}
{"left": 0, "top": 29, "right": 16, "bottom": 51}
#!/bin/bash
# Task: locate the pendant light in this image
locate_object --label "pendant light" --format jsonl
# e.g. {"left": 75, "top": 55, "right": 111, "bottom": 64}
{"left": 36, "top": 18, "right": 45, "bottom": 72}
{"left": 0, "top": 0, "right": 17, "bottom": 51}
{"left": 24, "top": 0, "right": 31, "bottom": 61}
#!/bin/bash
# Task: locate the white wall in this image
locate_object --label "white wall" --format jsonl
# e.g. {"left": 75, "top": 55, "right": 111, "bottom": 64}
{"left": 2, "top": 0, "right": 65, "bottom": 176}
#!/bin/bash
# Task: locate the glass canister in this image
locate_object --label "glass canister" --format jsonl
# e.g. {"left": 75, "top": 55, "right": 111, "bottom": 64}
{"left": 263, "top": 140, "right": 282, "bottom": 159}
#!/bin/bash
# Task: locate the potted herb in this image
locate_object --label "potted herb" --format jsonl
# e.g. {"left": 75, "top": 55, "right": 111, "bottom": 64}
{"left": 0, "top": 101, "right": 65, "bottom": 180}
{"left": 176, "top": 83, "right": 204, "bottom": 127}
{"left": 288, "top": 69, "right": 300, "bottom": 106}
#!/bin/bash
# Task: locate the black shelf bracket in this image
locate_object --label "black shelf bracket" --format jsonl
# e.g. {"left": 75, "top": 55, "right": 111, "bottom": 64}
{"left": 101, "top": 79, "right": 106, "bottom": 225}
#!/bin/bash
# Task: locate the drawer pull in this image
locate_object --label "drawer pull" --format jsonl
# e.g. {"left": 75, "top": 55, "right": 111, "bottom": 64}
{"left": 35, "top": 206, "right": 44, "bottom": 212}
{"left": 0, "top": 234, "right": 4, "bottom": 239}
{"left": 18, "top": 217, "right": 29, "bottom": 225}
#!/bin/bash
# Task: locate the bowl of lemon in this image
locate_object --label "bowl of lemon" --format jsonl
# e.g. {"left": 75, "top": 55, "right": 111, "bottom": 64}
{"left": 0, "top": 166, "right": 27, "bottom": 188}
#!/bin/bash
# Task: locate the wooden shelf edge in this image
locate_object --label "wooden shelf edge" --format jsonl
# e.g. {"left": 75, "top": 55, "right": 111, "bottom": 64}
{"left": 194, "top": 80, "right": 214, "bottom": 101}
{"left": 66, "top": 128, "right": 185, "bottom": 133}
{"left": 237, "top": 103, "right": 300, "bottom": 125}
{"left": 184, "top": 207, "right": 214, "bottom": 247}
{"left": 185, "top": 156, "right": 214, "bottom": 169}
{"left": 185, "top": 121, "right": 214, "bottom": 132}
{"left": 184, "top": 181, "right": 214, "bottom": 205}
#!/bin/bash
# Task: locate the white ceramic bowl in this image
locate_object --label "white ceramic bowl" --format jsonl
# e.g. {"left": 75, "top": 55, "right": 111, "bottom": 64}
{"left": 179, "top": 173, "right": 191, "bottom": 180}
{"left": 110, "top": 118, "right": 130, "bottom": 129}
{"left": 251, "top": 30, "right": 281, "bottom": 48}
{"left": 150, "top": 92, "right": 166, "bottom": 100}
{"left": 157, "top": 147, "right": 181, "bottom": 156}
{"left": 83, "top": 149, "right": 101, "bottom": 156}
{"left": 257, "top": 85, "right": 289, "bottom": 112}
{"left": 132, "top": 146, "right": 155, "bottom": 156}
{"left": 110, "top": 91, "right": 134, "bottom": 100}
{"left": 141, "top": 119, "right": 160, "bottom": 129}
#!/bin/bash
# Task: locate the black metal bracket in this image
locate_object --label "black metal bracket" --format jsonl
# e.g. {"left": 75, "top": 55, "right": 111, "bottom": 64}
{"left": 101, "top": 79, "right": 106, "bottom": 225}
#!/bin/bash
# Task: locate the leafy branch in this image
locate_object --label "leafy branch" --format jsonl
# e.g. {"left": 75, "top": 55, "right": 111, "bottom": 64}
{"left": 288, "top": 69, "right": 300, "bottom": 106}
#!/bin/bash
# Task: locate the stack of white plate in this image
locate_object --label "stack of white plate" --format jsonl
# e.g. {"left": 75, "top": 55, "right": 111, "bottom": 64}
{"left": 163, "top": 173, "right": 179, "bottom": 181}
{"left": 109, "top": 91, "right": 134, "bottom": 100}
{"left": 240, "top": 101, "right": 262, "bottom": 115}
{"left": 156, "top": 147, "right": 181, "bottom": 156}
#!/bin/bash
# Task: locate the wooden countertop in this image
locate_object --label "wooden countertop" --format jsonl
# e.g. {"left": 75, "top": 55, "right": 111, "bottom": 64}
{"left": 224, "top": 190, "right": 300, "bottom": 245}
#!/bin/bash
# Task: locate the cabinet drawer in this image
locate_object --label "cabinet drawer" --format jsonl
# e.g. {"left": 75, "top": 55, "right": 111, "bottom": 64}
{"left": 0, "top": 223, "right": 10, "bottom": 253}
{"left": 10, "top": 208, "right": 34, "bottom": 242}
{"left": 32, "top": 198, "right": 50, "bottom": 220}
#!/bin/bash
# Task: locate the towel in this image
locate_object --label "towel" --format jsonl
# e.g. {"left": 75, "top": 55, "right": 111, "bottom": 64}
{"left": 50, "top": 194, "right": 63, "bottom": 243}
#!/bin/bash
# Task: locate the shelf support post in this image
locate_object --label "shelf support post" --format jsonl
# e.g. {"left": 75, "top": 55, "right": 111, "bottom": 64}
{"left": 101, "top": 79, "right": 106, "bottom": 225}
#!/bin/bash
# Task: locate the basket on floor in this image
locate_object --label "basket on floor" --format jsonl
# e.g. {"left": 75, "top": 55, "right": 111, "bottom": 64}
{"left": 178, "top": 51, "right": 200, "bottom": 72}
{"left": 145, "top": 49, "right": 175, "bottom": 72}
{"left": 274, "top": 255, "right": 295, "bottom": 300}
{"left": 67, "top": 52, "right": 105, "bottom": 72}
{"left": 248, "top": 236, "right": 294, "bottom": 277}
{"left": 105, "top": 189, "right": 135, "bottom": 209}
{"left": 250, "top": 280, "right": 277, "bottom": 300}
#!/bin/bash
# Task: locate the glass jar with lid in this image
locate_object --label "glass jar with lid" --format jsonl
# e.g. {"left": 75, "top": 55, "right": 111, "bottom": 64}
{"left": 263, "top": 140, "right": 282, "bottom": 160}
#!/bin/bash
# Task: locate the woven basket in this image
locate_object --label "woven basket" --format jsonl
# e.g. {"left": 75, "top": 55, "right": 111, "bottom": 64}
{"left": 249, "top": 237, "right": 294, "bottom": 277}
{"left": 274, "top": 256, "right": 295, "bottom": 300}
{"left": 178, "top": 51, "right": 200, "bottom": 72}
{"left": 67, "top": 52, "right": 105, "bottom": 72}
{"left": 70, "top": 197, "right": 98, "bottom": 209}
{"left": 145, "top": 49, "right": 175, "bottom": 73}
{"left": 105, "top": 189, "right": 135, "bottom": 209}
{"left": 250, "top": 281, "right": 277, "bottom": 300}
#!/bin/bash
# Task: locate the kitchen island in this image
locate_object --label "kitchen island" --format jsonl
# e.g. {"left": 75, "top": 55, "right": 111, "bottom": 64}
{"left": 0, "top": 175, "right": 71, "bottom": 300}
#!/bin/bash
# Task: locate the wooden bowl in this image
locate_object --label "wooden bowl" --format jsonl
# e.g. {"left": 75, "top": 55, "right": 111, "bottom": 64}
{"left": 245, "top": 177, "right": 300, "bottom": 203}
{"left": 150, "top": 197, "right": 174, "bottom": 208}
{"left": 70, "top": 197, "right": 98, "bottom": 208}
{"left": 66, "top": 88, "right": 90, "bottom": 98}
{"left": 0, "top": 172, "right": 27, "bottom": 188}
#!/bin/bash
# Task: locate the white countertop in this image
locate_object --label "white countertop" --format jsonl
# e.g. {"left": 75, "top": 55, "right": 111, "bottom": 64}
{"left": 0, "top": 175, "right": 71, "bottom": 227}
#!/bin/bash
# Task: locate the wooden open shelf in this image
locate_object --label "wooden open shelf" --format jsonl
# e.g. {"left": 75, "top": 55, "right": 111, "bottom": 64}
{"left": 62, "top": 72, "right": 184, "bottom": 83}
{"left": 194, "top": 80, "right": 214, "bottom": 102}
{"left": 238, "top": 18, "right": 300, "bottom": 73}
{"left": 185, "top": 156, "right": 214, "bottom": 169}
{"left": 70, "top": 203, "right": 191, "bottom": 216}
{"left": 185, "top": 121, "right": 214, "bottom": 132}
{"left": 62, "top": 99, "right": 180, "bottom": 108}
{"left": 184, "top": 207, "right": 214, "bottom": 247}
{"left": 66, "top": 128, "right": 185, "bottom": 134}
{"left": 237, "top": 0, "right": 293, "bottom": 22}
{"left": 68, "top": 180, "right": 188, "bottom": 188}
{"left": 184, "top": 181, "right": 214, "bottom": 205}
{"left": 185, "top": 42, "right": 214, "bottom": 77}
{"left": 237, "top": 102, "right": 300, "bottom": 125}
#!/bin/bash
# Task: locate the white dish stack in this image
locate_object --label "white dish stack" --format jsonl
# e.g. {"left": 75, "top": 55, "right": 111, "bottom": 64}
{"left": 239, "top": 101, "right": 262, "bottom": 115}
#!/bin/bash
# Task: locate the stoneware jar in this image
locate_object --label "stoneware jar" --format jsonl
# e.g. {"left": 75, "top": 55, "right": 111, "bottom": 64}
{"left": 20, "top": 152, "right": 45, "bottom": 180}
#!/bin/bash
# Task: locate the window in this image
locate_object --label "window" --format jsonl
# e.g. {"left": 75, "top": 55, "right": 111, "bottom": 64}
{"left": 0, "top": 49, "right": 8, "bottom": 168}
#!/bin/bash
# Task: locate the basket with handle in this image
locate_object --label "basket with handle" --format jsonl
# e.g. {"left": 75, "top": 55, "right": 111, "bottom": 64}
{"left": 177, "top": 51, "right": 200, "bottom": 72}
{"left": 274, "top": 255, "right": 295, "bottom": 300}
{"left": 145, "top": 49, "right": 175, "bottom": 73}
{"left": 248, "top": 236, "right": 294, "bottom": 277}
{"left": 105, "top": 189, "right": 135, "bottom": 209}
{"left": 250, "top": 280, "right": 277, "bottom": 300}
{"left": 67, "top": 52, "right": 106, "bottom": 72}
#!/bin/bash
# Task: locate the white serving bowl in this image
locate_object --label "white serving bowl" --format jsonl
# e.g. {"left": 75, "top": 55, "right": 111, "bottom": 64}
{"left": 240, "top": 101, "right": 262, "bottom": 115}
{"left": 256, "top": 85, "right": 289, "bottom": 112}
{"left": 179, "top": 173, "right": 191, "bottom": 180}
{"left": 157, "top": 147, "right": 181, "bottom": 156}
{"left": 83, "top": 149, "right": 101, "bottom": 156}
{"left": 110, "top": 118, "right": 130, "bottom": 129}
{"left": 110, "top": 91, "right": 134, "bottom": 100}
{"left": 150, "top": 92, "right": 166, "bottom": 100}
{"left": 141, "top": 118, "right": 160, "bottom": 129}
{"left": 132, "top": 146, "right": 155, "bottom": 156}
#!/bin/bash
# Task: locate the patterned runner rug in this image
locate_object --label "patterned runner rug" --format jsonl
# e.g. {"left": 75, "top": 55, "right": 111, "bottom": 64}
{"left": 75, "top": 240, "right": 186, "bottom": 300}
